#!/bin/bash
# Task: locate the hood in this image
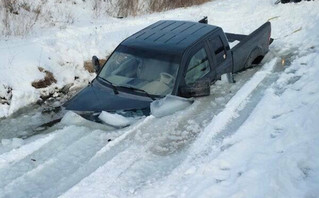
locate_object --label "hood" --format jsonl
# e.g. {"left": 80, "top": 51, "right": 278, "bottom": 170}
{"left": 63, "top": 79, "right": 152, "bottom": 113}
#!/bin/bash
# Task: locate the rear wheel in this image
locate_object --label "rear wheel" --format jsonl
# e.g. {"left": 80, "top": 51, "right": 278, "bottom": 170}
{"left": 252, "top": 56, "right": 264, "bottom": 65}
{"left": 245, "top": 48, "right": 262, "bottom": 69}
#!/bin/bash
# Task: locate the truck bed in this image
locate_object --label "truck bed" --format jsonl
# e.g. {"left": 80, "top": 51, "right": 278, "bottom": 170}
{"left": 225, "top": 22, "right": 272, "bottom": 73}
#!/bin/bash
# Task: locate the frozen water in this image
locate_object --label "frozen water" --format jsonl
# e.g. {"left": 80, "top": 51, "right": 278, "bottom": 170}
{"left": 150, "top": 95, "right": 194, "bottom": 118}
{"left": 61, "top": 111, "right": 115, "bottom": 131}
{"left": 98, "top": 111, "right": 136, "bottom": 128}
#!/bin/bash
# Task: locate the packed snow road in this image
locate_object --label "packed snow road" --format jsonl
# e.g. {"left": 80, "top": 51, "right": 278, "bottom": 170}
{"left": 1, "top": 0, "right": 319, "bottom": 197}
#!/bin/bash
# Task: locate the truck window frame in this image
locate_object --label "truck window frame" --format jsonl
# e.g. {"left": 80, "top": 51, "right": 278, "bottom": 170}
{"left": 182, "top": 42, "right": 213, "bottom": 85}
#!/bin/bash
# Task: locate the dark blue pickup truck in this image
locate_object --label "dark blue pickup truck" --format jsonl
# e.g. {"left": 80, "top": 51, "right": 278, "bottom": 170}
{"left": 64, "top": 18, "right": 272, "bottom": 120}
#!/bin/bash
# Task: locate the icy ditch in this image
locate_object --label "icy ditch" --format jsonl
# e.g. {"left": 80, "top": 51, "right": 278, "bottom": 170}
{"left": 0, "top": 57, "right": 267, "bottom": 198}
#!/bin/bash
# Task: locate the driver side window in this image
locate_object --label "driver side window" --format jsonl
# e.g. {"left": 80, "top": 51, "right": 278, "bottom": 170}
{"left": 185, "top": 48, "right": 210, "bottom": 85}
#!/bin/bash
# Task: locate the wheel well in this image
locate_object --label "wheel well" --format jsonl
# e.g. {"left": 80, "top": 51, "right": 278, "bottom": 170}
{"left": 252, "top": 55, "right": 264, "bottom": 65}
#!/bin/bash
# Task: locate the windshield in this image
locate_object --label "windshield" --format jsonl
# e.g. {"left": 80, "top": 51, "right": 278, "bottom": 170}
{"left": 98, "top": 45, "right": 180, "bottom": 96}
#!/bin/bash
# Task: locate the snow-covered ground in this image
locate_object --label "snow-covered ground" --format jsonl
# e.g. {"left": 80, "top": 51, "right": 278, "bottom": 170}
{"left": 1, "top": 0, "right": 319, "bottom": 197}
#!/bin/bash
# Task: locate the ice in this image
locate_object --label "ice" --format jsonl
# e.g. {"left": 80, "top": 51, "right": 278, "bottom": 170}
{"left": 150, "top": 95, "right": 194, "bottom": 118}
{"left": 61, "top": 111, "right": 89, "bottom": 125}
{"left": 1, "top": 138, "right": 23, "bottom": 147}
{"left": 1, "top": 139, "right": 11, "bottom": 146}
{"left": 0, "top": 135, "right": 54, "bottom": 169}
{"left": 98, "top": 111, "right": 136, "bottom": 128}
{"left": 61, "top": 111, "right": 115, "bottom": 131}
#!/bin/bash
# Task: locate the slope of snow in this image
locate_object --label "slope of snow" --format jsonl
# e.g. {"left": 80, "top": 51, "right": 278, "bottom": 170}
{"left": 0, "top": 0, "right": 319, "bottom": 198}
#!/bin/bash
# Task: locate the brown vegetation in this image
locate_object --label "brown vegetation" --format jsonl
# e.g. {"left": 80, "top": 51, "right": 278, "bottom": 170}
{"left": 1, "top": 0, "right": 42, "bottom": 36}
{"left": 111, "top": 0, "right": 212, "bottom": 17}
{"left": 84, "top": 59, "right": 107, "bottom": 73}
{"left": 32, "top": 67, "right": 57, "bottom": 89}
{"left": 1, "top": 0, "right": 212, "bottom": 36}
{"left": 149, "top": 0, "right": 211, "bottom": 13}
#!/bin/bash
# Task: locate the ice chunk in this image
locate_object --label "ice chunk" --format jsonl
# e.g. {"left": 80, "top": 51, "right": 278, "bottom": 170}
{"left": 61, "top": 111, "right": 90, "bottom": 125}
{"left": 151, "top": 95, "right": 194, "bottom": 118}
{"left": 61, "top": 111, "right": 115, "bottom": 131}
{"left": 98, "top": 111, "right": 135, "bottom": 128}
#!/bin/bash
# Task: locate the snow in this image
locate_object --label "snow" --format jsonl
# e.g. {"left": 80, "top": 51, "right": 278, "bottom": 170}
{"left": 1, "top": 0, "right": 319, "bottom": 198}
{"left": 190, "top": 57, "right": 277, "bottom": 156}
{"left": 151, "top": 95, "right": 194, "bottom": 118}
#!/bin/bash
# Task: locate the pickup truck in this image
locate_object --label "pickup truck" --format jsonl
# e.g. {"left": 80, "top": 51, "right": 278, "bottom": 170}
{"left": 64, "top": 17, "right": 272, "bottom": 120}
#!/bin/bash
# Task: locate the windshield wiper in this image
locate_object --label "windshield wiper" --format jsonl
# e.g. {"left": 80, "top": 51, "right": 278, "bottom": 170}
{"left": 117, "top": 86, "right": 156, "bottom": 101}
{"left": 97, "top": 76, "right": 119, "bottom": 95}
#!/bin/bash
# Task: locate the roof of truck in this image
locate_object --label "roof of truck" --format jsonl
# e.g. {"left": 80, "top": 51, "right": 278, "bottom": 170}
{"left": 121, "top": 20, "right": 220, "bottom": 55}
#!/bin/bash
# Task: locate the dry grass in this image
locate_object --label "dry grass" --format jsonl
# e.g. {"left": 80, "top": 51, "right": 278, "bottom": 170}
{"left": 149, "top": 0, "right": 211, "bottom": 13}
{"left": 32, "top": 67, "right": 57, "bottom": 89}
{"left": 116, "top": 0, "right": 139, "bottom": 17}
{"left": 84, "top": 59, "right": 107, "bottom": 73}
{"left": 104, "top": 0, "right": 212, "bottom": 17}
{"left": 1, "top": 0, "right": 42, "bottom": 36}
{"left": 0, "top": 0, "right": 212, "bottom": 36}
{"left": 0, "top": 0, "right": 75, "bottom": 37}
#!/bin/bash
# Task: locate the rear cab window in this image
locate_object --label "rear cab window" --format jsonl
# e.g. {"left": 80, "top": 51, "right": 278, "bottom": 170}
{"left": 185, "top": 47, "right": 211, "bottom": 85}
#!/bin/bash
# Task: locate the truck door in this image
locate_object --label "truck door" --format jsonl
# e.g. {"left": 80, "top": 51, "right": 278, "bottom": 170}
{"left": 208, "top": 35, "right": 232, "bottom": 76}
{"left": 183, "top": 42, "right": 215, "bottom": 85}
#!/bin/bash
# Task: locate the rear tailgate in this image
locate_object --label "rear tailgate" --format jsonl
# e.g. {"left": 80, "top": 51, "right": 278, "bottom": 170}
{"left": 226, "top": 22, "right": 272, "bottom": 73}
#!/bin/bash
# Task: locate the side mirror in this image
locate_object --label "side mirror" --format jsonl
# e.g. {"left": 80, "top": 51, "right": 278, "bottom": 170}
{"left": 92, "top": 55, "right": 101, "bottom": 74}
{"left": 179, "top": 79, "right": 210, "bottom": 98}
